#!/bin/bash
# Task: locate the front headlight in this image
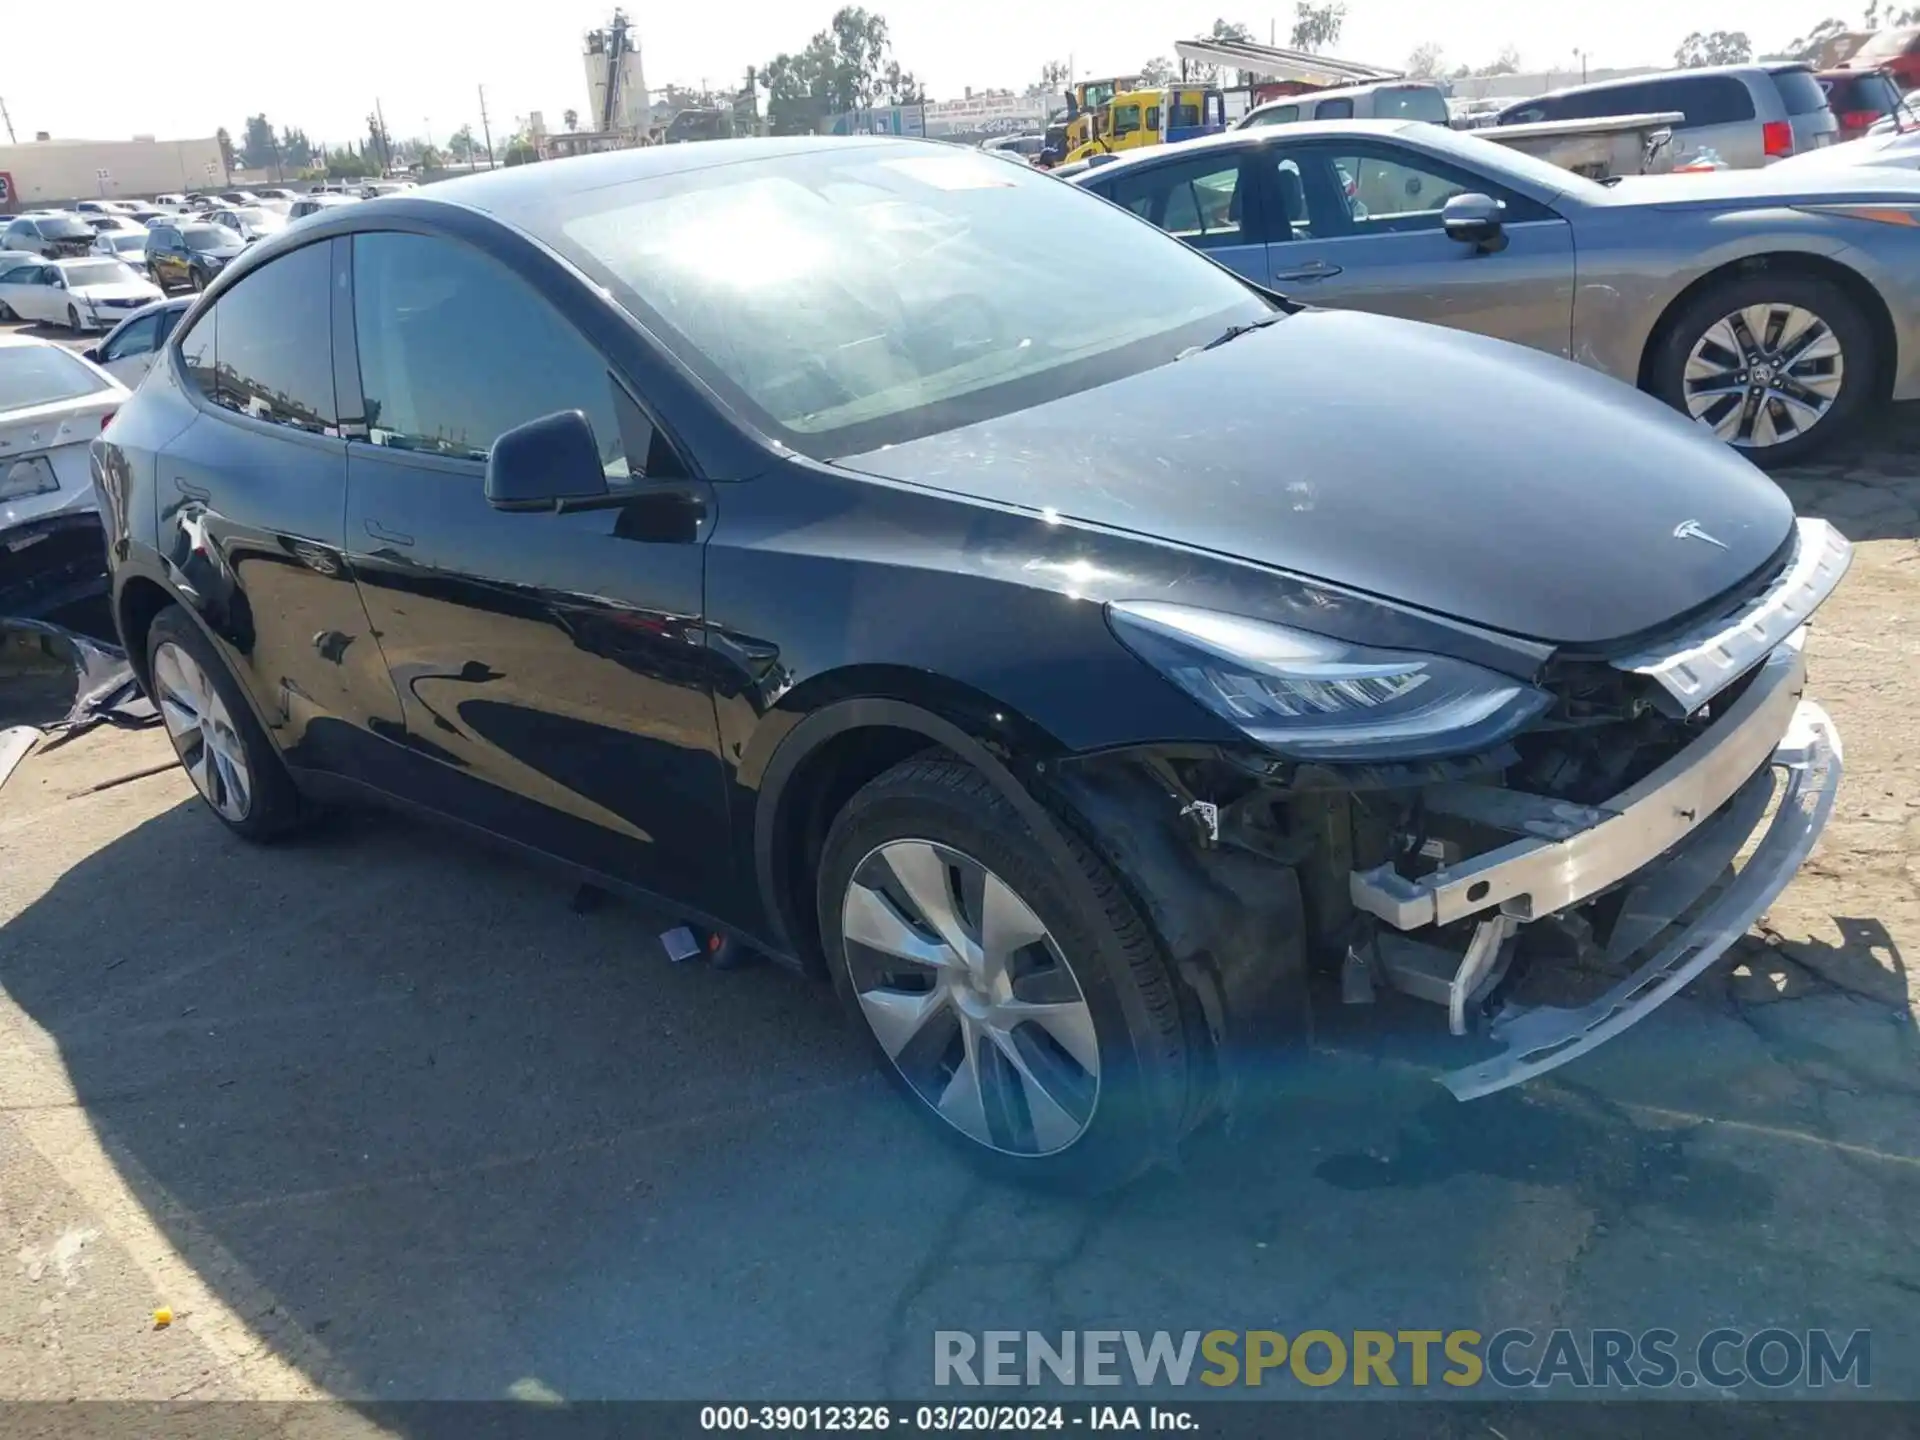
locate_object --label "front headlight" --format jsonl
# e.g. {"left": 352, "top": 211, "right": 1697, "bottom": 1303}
{"left": 1108, "top": 601, "right": 1552, "bottom": 763}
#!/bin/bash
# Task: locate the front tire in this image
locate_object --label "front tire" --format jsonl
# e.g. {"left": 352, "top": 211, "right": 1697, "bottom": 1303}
{"left": 190, "top": 268, "right": 207, "bottom": 293}
{"left": 146, "top": 606, "right": 304, "bottom": 841}
{"left": 67, "top": 304, "right": 83, "bottom": 333}
{"left": 1649, "top": 272, "right": 1879, "bottom": 468}
{"left": 818, "top": 756, "right": 1195, "bottom": 1191}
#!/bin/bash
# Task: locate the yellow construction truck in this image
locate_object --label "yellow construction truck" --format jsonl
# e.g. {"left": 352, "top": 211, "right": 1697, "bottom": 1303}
{"left": 1058, "top": 84, "right": 1227, "bottom": 165}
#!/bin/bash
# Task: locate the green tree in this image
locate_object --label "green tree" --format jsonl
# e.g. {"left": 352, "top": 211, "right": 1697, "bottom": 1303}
{"left": 325, "top": 149, "right": 376, "bottom": 180}
{"left": 563, "top": 108, "right": 579, "bottom": 132}
{"left": 1404, "top": 42, "right": 1446, "bottom": 77}
{"left": 279, "top": 126, "right": 314, "bottom": 167}
{"left": 1289, "top": 2, "right": 1346, "bottom": 52}
{"left": 1026, "top": 58, "right": 1070, "bottom": 101}
{"left": 215, "top": 127, "right": 235, "bottom": 174}
{"left": 1675, "top": 29, "right": 1752, "bottom": 66}
{"left": 1483, "top": 44, "right": 1521, "bottom": 75}
{"left": 1140, "top": 55, "right": 1177, "bottom": 87}
{"left": 366, "top": 113, "right": 393, "bottom": 172}
{"left": 447, "top": 124, "right": 477, "bottom": 161}
{"left": 241, "top": 114, "right": 278, "bottom": 170}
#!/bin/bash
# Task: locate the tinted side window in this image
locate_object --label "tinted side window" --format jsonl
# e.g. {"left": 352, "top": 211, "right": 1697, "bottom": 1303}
{"left": 103, "top": 312, "right": 161, "bottom": 361}
{"left": 1100, "top": 155, "right": 1251, "bottom": 248}
{"left": 350, "top": 231, "right": 628, "bottom": 476}
{"left": 1315, "top": 97, "right": 1355, "bottom": 119}
{"left": 1664, "top": 76, "right": 1757, "bottom": 126}
{"left": 195, "top": 241, "right": 338, "bottom": 432}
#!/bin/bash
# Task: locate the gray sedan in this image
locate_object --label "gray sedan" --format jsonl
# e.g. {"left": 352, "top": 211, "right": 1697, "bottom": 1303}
{"left": 1072, "top": 120, "right": 1920, "bottom": 463}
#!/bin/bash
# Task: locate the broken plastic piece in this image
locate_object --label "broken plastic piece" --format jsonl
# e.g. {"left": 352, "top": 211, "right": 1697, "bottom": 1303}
{"left": 660, "top": 925, "right": 700, "bottom": 963}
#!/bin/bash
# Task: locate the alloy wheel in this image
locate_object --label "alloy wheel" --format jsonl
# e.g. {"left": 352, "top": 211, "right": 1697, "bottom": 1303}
{"left": 1682, "top": 303, "right": 1844, "bottom": 450}
{"left": 841, "top": 839, "right": 1100, "bottom": 1156}
{"left": 152, "top": 640, "right": 253, "bottom": 823}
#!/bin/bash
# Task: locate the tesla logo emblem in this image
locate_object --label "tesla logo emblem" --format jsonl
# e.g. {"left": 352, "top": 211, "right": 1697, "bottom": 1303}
{"left": 1673, "top": 519, "right": 1728, "bottom": 549}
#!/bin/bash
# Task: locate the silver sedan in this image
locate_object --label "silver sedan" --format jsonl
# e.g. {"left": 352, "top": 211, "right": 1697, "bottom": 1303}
{"left": 1072, "top": 119, "right": 1920, "bottom": 464}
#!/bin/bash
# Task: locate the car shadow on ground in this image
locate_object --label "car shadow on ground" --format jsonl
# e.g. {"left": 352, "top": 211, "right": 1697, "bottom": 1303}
{"left": 6, "top": 787, "right": 1916, "bottom": 1410}
{"left": 1771, "top": 400, "right": 1920, "bottom": 544}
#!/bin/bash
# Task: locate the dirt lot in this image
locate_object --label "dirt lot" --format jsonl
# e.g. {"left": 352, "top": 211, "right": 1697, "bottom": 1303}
{"left": 2, "top": 316, "right": 1917, "bottom": 1408}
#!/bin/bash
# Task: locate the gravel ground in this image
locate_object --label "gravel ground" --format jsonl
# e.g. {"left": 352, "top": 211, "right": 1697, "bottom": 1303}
{"left": 2, "top": 317, "right": 1917, "bottom": 1410}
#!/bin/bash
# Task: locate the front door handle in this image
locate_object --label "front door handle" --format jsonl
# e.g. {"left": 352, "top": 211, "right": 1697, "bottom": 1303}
{"left": 363, "top": 518, "right": 414, "bottom": 548}
{"left": 1272, "top": 260, "right": 1343, "bottom": 282}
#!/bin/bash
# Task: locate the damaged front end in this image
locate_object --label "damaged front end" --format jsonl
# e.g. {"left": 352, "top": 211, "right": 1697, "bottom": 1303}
{"left": 1072, "top": 518, "right": 1848, "bottom": 1105}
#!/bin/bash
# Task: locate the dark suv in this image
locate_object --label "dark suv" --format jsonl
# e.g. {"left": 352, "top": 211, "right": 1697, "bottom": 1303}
{"left": 1818, "top": 67, "right": 1908, "bottom": 138}
{"left": 143, "top": 221, "right": 247, "bottom": 293}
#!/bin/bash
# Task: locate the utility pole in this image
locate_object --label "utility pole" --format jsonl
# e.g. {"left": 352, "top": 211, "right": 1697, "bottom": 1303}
{"left": 478, "top": 85, "right": 497, "bottom": 169}
{"left": 375, "top": 97, "right": 392, "bottom": 173}
{"left": 0, "top": 96, "right": 15, "bottom": 144}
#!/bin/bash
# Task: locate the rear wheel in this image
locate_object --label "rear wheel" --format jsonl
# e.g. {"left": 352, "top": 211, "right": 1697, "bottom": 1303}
{"left": 146, "top": 606, "right": 304, "bottom": 841}
{"left": 818, "top": 756, "right": 1195, "bottom": 1191}
{"left": 190, "top": 269, "right": 207, "bottom": 293}
{"left": 1649, "top": 272, "right": 1879, "bottom": 468}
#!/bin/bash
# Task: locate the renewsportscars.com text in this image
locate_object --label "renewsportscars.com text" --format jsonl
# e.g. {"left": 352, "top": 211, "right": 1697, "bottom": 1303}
{"left": 934, "top": 1328, "right": 1870, "bottom": 1390}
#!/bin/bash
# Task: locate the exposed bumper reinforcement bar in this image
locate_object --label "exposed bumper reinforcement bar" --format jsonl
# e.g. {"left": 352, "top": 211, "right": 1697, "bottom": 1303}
{"left": 1350, "top": 635, "right": 1811, "bottom": 931}
{"left": 1442, "top": 698, "right": 1842, "bottom": 1100}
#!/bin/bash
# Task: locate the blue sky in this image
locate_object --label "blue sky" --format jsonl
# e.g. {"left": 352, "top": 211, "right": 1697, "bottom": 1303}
{"left": 7, "top": 1, "right": 1860, "bottom": 149}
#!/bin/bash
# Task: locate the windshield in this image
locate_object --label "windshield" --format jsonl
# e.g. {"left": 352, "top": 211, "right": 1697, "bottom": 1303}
{"left": 109, "top": 234, "right": 146, "bottom": 252}
{"left": 0, "top": 343, "right": 112, "bottom": 412}
{"left": 1374, "top": 86, "right": 1451, "bottom": 123}
{"left": 231, "top": 207, "right": 280, "bottom": 227}
{"left": 538, "top": 146, "right": 1267, "bottom": 457}
{"left": 38, "top": 216, "right": 94, "bottom": 239}
{"left": 62, "top": 261, "right": 140, "bottom": 287}
{"left": 184, "top": 225, "right": 241, "bottom": 248}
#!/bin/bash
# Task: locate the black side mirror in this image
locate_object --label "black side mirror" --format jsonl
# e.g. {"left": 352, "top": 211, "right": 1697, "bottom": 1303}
{"left": 1442, "top": 192, "right": 1507, "bottom": 253}
{"left": 485, "top": 410, "right": 615, "bottom": 514}
{"left": 81, "top": 346, "right": 102, "bottom": 362}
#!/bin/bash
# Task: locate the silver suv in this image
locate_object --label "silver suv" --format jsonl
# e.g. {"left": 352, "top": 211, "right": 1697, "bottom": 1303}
{"left": 1495, "top": 64, "right": 1839, "bottom": 169}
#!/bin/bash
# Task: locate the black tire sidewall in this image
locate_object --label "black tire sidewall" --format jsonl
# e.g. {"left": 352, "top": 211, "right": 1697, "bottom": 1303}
{"left": 818, "top": 762, "right": 1187, "bottom": 1191}
{"left": 146, "top": 605, "right": 301, "bottom": 841}
{"left": 1652, "top": 272, "right": 1877, "bottom": 468}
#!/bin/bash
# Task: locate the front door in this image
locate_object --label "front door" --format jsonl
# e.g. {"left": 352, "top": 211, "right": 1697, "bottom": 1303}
{"left": 1091, "top": 146, "right": 1276, "bottom": 286}
{"left": 337, "top": 230, "right": 732, "bottom": 913}
{"left": 1257, "top": 139, "right": 1576, "bottom": 358}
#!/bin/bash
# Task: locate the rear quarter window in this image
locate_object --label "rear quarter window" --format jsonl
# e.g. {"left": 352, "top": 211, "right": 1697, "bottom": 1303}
{"left": 1768, "top": 68, "right": 1831, "bottom": 115}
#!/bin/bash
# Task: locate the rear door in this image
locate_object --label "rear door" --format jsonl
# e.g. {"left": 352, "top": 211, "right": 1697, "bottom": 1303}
{"left": 1252, "top": 137, "right": 1575, "bottom": 356}
{"left": 158, "top": 237, "right": 404, "bottom": 773}
{"left": 338, "top": 229, "right": 731, "bottom": 911}
{"left": 1086, "top": 145, "right": 1278, "bottom": 285}
{"left": 1768, "top": 65, "right": 1841, "bottom": 152}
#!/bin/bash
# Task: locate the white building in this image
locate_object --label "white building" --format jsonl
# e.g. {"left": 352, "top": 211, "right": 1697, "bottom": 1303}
{"left": 583, "top": 19, "right": 649, "bottom": 135}
{"left": 923, "top": 93, "right": 1051, "bottom": 139}
{"left": 1, "top": 135, "right": 227, "bottom": 209}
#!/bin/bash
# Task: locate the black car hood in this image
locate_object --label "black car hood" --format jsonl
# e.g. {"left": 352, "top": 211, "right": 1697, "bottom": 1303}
{"left": 838, "top": 308, "right": 1794, "bottom": 647}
